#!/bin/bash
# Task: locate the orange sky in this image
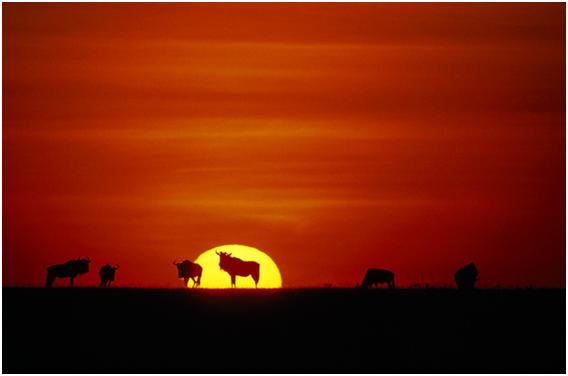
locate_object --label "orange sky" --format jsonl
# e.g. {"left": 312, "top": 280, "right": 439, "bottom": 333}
{"left": 3, "top": 3, "right": 565, "bottom": 287}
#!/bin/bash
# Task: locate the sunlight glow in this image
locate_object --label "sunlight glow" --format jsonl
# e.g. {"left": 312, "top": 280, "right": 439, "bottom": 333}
{"left": 194, "top": 244, "right": 282, "bottom": 288}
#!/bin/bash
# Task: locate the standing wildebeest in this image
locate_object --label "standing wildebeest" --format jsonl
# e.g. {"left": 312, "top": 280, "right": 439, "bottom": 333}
{"left": 99, "top": 264, "right": 119, "bottom": 287}
{"left": 361, "top": 268, "right": 395, "bottom": 289}
{"left": 455, "top": 262, "right": 479, "bottom": 290}
{"left": 173, "top": 260, "right": 202, "bottom": 287}
{"left": 46, "top": 258, "right": 91, "bottom": 287}
{"left": 217, "top": 251, "right": 260, "bottom": 288}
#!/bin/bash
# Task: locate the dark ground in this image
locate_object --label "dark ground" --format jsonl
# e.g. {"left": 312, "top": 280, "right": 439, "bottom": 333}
{"left": 3, "top": 288, "right": 565, "bottom": 373}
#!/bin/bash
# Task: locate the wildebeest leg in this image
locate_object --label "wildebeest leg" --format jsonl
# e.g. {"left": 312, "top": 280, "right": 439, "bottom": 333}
{"left": 231, "top": 274, "right": 236, "bottom": 288}
{"left": 251, "top": 268, "right": 260, "bottom": 288}
{"left": 69, "top": 277, "right": 74, "bottom": 288}
{"left": 184, "top": 277, "right": 189, "bottom": 287}
{"left": 108, "top": 280, "right": 112, "bottom": 287}
{"left": 46, "top": 272, "right": 55, "bottom": 288}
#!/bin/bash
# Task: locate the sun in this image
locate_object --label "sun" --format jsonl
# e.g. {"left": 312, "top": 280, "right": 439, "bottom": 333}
{"left": 193, "top": 244, "right": 282, "bottom": 288}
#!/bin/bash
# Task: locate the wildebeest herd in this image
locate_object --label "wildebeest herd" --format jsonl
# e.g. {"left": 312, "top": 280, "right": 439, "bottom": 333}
{"left": 45, "top": 254, "right": 479, "bottom": 290}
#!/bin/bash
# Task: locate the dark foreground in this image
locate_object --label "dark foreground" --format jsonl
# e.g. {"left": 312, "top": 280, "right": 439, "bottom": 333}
{"left": 3, "top": 288, "right": 565, "bottom": 373}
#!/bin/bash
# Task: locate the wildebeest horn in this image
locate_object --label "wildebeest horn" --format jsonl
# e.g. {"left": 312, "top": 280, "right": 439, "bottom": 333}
{"left": 228, "top": 252, "right": 232, "bottom": 256}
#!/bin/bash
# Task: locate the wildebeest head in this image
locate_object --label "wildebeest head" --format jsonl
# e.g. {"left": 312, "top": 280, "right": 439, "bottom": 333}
{"left": 455, "top": 262, "right": 479, "bottom": 290}
{"left": 173, "top": 260, "right": 191, "bottom": 278}
{"left": 464, "top": 263, "right": 478, "bottom": 274}
{"left": 216, "top": 251, "right": 233, "bottom": 271}
{"left": 76, "top": 258, "right": 90, "bottom": 274}
{"left": 100, "top": 263, "right": 118, "bottom": 281}
{"left": 459, "top": 263, "right": 478, "bottom": 280}
{"left": 100, "top": 264, "right": 119, "bottom": 273}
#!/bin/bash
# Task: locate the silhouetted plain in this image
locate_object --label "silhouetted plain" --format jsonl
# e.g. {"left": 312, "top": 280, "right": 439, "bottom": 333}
{"left": 361, "top": 268, "right": 395, "bottom": 288}
{"left": 173, "top": 259, "right": 202, "bottom": 287}
{"left": 217, "top": 251, "right": 260, "bottom": 287}
{"left": 455, "top": 263, "right": 479, "bottom": 290}
{"left": 3, "top": 288, "right": 565, "bottom": 373}
{"left": 99, "top": 264, "right": 119, "bottom": 287}
{"left": 45, "top": 258, "right": 90, "bottom": 287}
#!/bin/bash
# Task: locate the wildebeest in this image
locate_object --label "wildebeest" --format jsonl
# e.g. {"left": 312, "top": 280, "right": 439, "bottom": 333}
{"left": 173, "top": 260, "right": 202, "bottom": 287}
{"left": 217, "top": 251, "right": 260, "bottom": 288}
{"left": 361, "top": 268, "right": 395, "bottom": 289}
{"left": 46, "top": 258, "right": 91, "bottom": 287}
{"left": 455, "top": 263, "right": 479, "bottom": 290}
{"left": 99, "top": 264, "right": 119, "bottom": 287}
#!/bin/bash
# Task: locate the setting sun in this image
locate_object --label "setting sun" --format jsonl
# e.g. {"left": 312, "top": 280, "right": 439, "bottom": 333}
{"left": 194, "top": 245, "right": 282, "bottom": 288}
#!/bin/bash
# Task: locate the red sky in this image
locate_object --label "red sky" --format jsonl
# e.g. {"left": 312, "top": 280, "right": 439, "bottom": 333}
{"left": 3, "top": 3, "right": 565, "bottom": 287}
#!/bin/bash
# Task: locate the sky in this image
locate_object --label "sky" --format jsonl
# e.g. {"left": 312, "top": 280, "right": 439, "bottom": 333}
{"left": 3, "top": 3, "right": 565, "bottom": 287}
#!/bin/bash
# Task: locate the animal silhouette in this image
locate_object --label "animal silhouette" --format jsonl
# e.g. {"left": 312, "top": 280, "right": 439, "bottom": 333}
{"left": 173, "top": 260, "right": 202, "bottom": 287}
{"left": 455, "top": 263, "right": 478, "bottom": 290}
{"left": 46, "top": 258, "right": 91, "bottom": 287}
{"left": 99, "top": 264, "right": 119, "bottom": 287}
{"left": 361, "top": 268, "right": 395, "bottom": 289}
{"left": 217, "top": 251, "right": 260, "bottom": 288}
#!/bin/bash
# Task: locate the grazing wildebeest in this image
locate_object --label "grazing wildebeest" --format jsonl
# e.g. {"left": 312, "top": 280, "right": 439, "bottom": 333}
{"left": 217, "top": 251, "right": 260, "bottom": 288}
{"left": 455, "top": 263, "right": 479, "bottom": 290}
{"left": 99, "top": 264, "right": 119, "bottom": 287}
{"left": 361, "top": 268, "right": 395, "bottom": 289}
{"left": 173, "top": 260, "right": 202, "bottom": 287}
{"left": 46, "top": 258, "right": 91, "bottom": 287}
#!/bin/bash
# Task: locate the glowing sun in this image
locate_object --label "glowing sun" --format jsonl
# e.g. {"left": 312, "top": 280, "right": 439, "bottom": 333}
{"left": 194, "top": 244, "right": 282, "bottom": 288}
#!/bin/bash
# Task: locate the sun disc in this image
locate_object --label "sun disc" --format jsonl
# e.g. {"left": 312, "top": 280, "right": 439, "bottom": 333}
{"left": 193, "top": 244, "right": 282, "bottom": 288}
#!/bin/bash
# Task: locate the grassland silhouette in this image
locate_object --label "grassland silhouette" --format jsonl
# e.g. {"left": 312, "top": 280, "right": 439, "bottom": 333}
{"left": 30, "top": 257, "right": 563, "bottom": 373}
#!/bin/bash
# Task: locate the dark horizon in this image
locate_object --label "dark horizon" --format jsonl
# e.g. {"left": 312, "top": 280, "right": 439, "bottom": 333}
{"left": 3, "top": 287, "right": 565, "bottom": 373}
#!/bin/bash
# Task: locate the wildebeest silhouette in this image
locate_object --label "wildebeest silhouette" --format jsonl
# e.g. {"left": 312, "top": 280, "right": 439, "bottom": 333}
{"left": 173, "top": 260, "right": 202, "bottom": 287}
{"left": 217, "top": 251, "right": 260, "bottom": 288}
{"left": 361, "top": 268, "right": 395, "bottom": 289}
{"left": 455, "top": 263, "right": 478, "bottom": 290}
{"left": 46, "top": 258, "right": 91, "bottom": 287}
{"left": 99, "top": 264, "right": 119, "bottom": 287}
